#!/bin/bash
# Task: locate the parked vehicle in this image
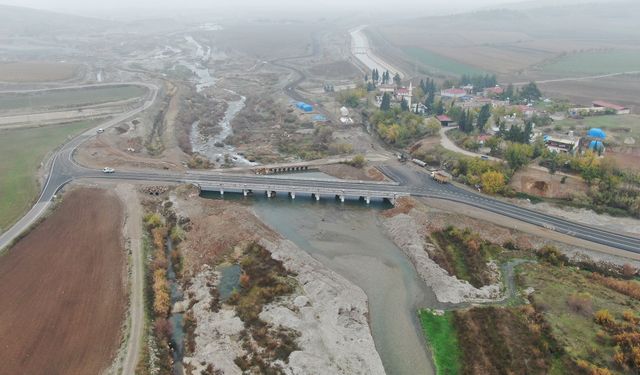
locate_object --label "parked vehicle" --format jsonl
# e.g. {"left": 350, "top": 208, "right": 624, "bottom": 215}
{"left": 97, "top": 128, "right": 104, "bottom": 133}
{"left": 433, "top": 170, "right": 451, "bottom": 184}
{"left": 102, "top": 167, "right": 115, "bottom": 173}
{"left": 411, "top": 158, "right": 427, "bottom": 168}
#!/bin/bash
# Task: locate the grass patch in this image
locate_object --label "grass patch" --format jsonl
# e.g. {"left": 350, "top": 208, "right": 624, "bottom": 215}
{"left": 419, "top": 310, "right": 461, "bottom": 375}
{"left": 0, "top": 120, "right": 101, "bottom": 232}
{"left": 520, "top": 262, "right": 640, "bottom": 370}
{"left": 430, "top": 226, "right": 503, "bottom": 288}
{"left": 403, "top": 46, "right": 486, "bottom": 76}
{"left": 0, "top": 85, "right": 147, "bottom": 111}
{"left": 552, "top": 114, "right": 640, "bottom": 133}
{"left": 541, "top": 50, "right": 640, "bottom": 75}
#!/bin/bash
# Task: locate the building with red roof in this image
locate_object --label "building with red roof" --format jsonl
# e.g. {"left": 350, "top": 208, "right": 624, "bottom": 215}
{"left": 592, "top": 100, "right": 630, "bottom": 115}
{"left": 440, "top": 88, "right": 467, "bottom": 99}
{"left": 436, "top": 115, "right": 453, "bottom": 126}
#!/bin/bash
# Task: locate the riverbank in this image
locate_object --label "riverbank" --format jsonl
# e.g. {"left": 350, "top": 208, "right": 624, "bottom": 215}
{"left": 170, "top": 188, "right": 386, "bottom": 374}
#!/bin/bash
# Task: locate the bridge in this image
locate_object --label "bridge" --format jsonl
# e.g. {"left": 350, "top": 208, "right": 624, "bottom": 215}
{"left": 194, "top": 179, "right": 407, "bottom": 204}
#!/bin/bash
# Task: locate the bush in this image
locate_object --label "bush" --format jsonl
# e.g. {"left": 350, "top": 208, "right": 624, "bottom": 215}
{"left": 594, "top": 309, "right": 614, "bottom": 326}
{"left": 567, "top": 292, "right": 593, "bottom": 316}
{"left": 536, "top": 245, "right": 569, "bottom": 266}
{"left": 349, "top": 154, "right": 366, "bottom": 168}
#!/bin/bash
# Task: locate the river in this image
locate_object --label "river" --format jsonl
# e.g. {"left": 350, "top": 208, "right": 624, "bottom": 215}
{"left": 203, "top": 189, "right": 440, "bottom": 375}
{"left": 180, "top": 35, "right": 256, "bottom": 166}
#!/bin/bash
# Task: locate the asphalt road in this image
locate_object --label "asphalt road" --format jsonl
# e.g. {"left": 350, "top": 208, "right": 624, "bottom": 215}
{"left": 1, "top": 84, "right": 639, "bottom": 258}
{"left": 0, "top": 82, "right": 157, "bottom": 252}
{"left": 378, "top": 164, "right": 640, "bottom": 254}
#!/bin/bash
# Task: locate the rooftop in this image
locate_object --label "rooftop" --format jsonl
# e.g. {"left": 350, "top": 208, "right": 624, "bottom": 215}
{"left": 592, "top": 100, "right": 628, "bottom": 111}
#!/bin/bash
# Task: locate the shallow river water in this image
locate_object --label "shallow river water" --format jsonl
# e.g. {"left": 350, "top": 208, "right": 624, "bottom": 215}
{"left": 203, "top": 189, "right": 440, "bottom": 375}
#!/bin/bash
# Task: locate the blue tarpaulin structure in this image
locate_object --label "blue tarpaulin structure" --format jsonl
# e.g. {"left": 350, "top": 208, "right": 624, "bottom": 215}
{"left": 296, "top": 102, "right": 313, "bottom": 112}
{"left": 589, "top": 140, "right": 605, "bottom": 151}
{"left": 312, "top": 114, "right": 327, "bottom": 122}
{"left": 587, "top": 128, "right": 606, "bottom": 139}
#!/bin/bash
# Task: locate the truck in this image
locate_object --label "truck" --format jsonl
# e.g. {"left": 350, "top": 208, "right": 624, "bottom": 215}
{"left": 432, "top": 170, "right": 451, "bottom": 184}
{"left": 411, "top": 158, "right": 427, "bottom": 168}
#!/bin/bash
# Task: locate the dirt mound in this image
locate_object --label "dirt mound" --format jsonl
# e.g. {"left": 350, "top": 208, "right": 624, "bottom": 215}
{"left": 510, "top": 167, "right": 587, "bottom": 199}
{"left": 0, "top": 187, "right": 126, "bottom": 375}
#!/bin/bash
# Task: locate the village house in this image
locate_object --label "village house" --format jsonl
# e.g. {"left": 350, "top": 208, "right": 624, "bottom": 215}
{"left": 483, "top": 85, "right": 504, "bottom": 97}
{"left": 440, "top": 88, "right": 467, "bottom": 99}
{"left": 544, "top": 135, "right": 581, "bottom": 154}
{"left": 436, "top": 114, "right": 453, "bottom": 126}
{"left": 592, "top": 100, "right": 630, "bottom": 115}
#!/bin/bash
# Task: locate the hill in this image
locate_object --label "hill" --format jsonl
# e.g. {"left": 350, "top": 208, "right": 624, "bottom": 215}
{"left": 0, "top": 5, "right": 114, "bottom": 37}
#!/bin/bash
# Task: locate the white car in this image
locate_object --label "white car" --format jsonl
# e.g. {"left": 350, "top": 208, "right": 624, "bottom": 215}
{"left": 97, "top": 128, "right": 104, "bottom": 133}
{"left": 102, "top": 167, "right": 115, "bottom": 173}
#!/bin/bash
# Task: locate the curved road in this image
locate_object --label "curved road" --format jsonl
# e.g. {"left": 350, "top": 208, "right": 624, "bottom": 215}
{"left": 0, "top": 81, "right": 157, "bottom": 375}
{"left": 2, "top": 119, "right": 640, "bottom": 256}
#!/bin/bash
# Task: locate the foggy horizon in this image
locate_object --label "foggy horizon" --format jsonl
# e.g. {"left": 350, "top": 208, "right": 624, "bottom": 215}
{"left": 0, "top": 0, "right": 625, "bottom": 19}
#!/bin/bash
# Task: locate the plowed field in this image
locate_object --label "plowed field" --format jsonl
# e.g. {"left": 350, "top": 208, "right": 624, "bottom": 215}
{"left": 0, "top": 188, "right": 126, "bottom": 375}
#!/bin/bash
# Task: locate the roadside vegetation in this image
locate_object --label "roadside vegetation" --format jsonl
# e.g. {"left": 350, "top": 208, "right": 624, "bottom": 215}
{"left": 0, "top": 120, "right": 101, "bottom": 232}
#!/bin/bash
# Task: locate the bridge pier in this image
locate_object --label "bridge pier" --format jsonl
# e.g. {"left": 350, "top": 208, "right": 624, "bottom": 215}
{"left": 312, "top": 193, "right": 320, "bottom": 201}
{"left": 266, "top": 191, "right": 272, "bottom": 198}
{"left": 289, "top": 192, "right": 296, "bottom": 200}
{"left": 220, "top": 188, "right": 224, "bottom": 196}
{"left": 243, "top": 189, "right": 248, "bottom": 197}
{"left": 335, "top": 194, "right": 345, "bottom": 203}
{"left": 365, "top": 196, "right": 370, "bottom": 205}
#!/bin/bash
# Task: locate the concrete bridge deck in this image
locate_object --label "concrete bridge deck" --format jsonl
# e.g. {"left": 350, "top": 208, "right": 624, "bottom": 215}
{"left": 194, "top": 179, "right": 408, "bottom": 203}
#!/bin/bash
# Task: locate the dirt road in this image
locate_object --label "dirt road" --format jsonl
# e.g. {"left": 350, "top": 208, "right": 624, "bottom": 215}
{"left": 439, "top": 126, "right": 500, "bottom": 161}
{"left": 514, "top": 71, "right": 640, "bottom": 86}
{"left": 0, "top": 187, "right": 126, "bottom": 375}
{"left": 116, "top": 184, "right": 145, "bottom": 375}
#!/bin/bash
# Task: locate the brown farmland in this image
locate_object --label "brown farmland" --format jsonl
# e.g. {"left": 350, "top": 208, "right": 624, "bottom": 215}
{"left": 0, "top": 188, "right": 126, "bottom": 375}
{"left": 0, "top": 62, "right": 79, "bottom": 82}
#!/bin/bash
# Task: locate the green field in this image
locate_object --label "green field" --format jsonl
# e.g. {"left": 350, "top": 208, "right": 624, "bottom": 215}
{"left": 0, "top": 85, "right": 148, "bottom": 111}
{"left": 541, "top": 50, "right": 640, "bottom": 75}
{"left": 553, "top": 114, "right": 640, "bottom": 131}
{"left": 0, "top": 120, "right": 100, "bottom": 232}
{"left": 521, "top": 263, "right": 640, "bottom": 370}
{"left": 403, "top": 47, "right": 486, "bottom": 76}
{"left": 419, "top": 310, "right": 462, "bottom": 375}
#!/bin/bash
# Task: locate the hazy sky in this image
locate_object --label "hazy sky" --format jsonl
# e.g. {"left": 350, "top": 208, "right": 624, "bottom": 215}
{"left": 0, "top": 0, "right": 614, "bottom": 19}
{"left": 0, "top": 0, "right": 535, "bottom": 13}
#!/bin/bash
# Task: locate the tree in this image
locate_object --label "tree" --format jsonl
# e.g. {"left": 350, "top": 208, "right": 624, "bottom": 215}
{"left": 485, "top": 136, "right": 501, "bottom": 156}
{"left": 481, "top": 171, "right": 506, "bottom": 194}
{"left": 519, "top": 81, "right": 542, "bottom": 102}
{"left": 393, "top": 72, "right": 401, "bottom": 86}
{"left": 476, "top": 104, "right": 491, "bottom": 133}
{"left": 380, "top": 92, "right": 391, "bottom": 111}
{"left": 400, "top": 98, "right": 409, "bottom": 111}
{"left": 458, "top": 109, "right": 474, "bottom": 134}
{"left": 505, "top": 142, "right": 533, "bottom": 170}
{"left": 435, "top": 99, "right": 445, "bottom": 115}
{"left": 425, "top": 117, "right": 442, "bottom": 136}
